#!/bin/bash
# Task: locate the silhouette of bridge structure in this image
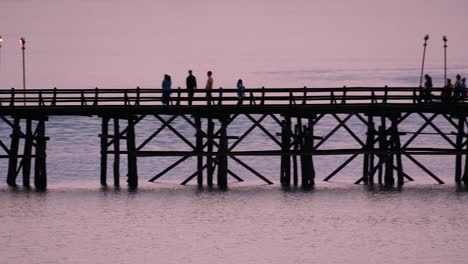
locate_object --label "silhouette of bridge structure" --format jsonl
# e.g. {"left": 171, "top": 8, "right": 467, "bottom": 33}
{"left": 1, "top": 86, "right": 467, "bottom": 189}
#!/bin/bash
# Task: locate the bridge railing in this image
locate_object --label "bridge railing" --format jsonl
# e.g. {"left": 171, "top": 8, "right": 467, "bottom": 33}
{"left": 0, "top": 86, "right": 460, "bottom": 107}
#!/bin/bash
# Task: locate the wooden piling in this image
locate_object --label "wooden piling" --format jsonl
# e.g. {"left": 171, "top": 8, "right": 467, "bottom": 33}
{"left": 392, "top": 116, "right": 404, "bottom": 186}
{"left": 384, "top": 117, "right": 395, "bottom": 186}
{"left": 207, "top": 118, "right": 214, "bottom": 186}
{"left": 302, "top": 118, "right": 315, "bottom": 187}
{"left": 217, "top": 116, "right": 228, "bottom": 189}
{"left": 100, "top": 117, "right": 109, "bottom": 186}
{"left": 293, "top": 124, "right": 299, "bottom": 186}
{"left": 363, "top": 115, "right": 373, "bottom": 184}
{"left": 455, "top": 116, "right": 464, "bottom": 183}
{"left": 34, "top": 119, "right": 47, "bottom": 190}
{"left": 7, "top": 118, "right": 20, "bottom": 187}
{"left": 22, "top": 119, "right": 33, "bottom": 187}
{"left": 113, "top": 118, "right": 120, "bottom": 186}
{"left": 195, "top": 116, "right": 203, "bottom": 186}
{"left": 127, "top": 116, "right": 138, "bottom": 188}
{"left": 280, "top": 116, "right": 291, "bottom": 186}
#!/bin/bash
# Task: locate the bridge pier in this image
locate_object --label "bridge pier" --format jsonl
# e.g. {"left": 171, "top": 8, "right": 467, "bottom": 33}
{"left": 280, "top": 116, "right": 291, "bottom": 187}
{"left": 5, "top": 117, "right": 48, "bottom": 189}
{"left": 126, "top": 116, "right": 138, "bottom": 189}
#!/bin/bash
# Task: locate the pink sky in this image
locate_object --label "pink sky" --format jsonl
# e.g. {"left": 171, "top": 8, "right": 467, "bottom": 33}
{"left": 0, "top": 0, "right": 466, "bottom": 88}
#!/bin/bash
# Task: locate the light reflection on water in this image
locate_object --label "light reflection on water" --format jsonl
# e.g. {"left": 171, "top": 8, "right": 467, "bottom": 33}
{"left": 1, "top": 183, "right": 468, "bottom": 264}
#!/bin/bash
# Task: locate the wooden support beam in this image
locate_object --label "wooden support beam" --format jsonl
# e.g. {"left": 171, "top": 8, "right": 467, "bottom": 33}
{"left": 229, "top": 114, "right": 268, "bottom": 151}
{"left": 195, "top": 116, "right": 203, "bottom": 186}
{"left": 302, "top": 118, "right": 315, "bottom": 188}
{"left": 7, "top": 118, "right": 20, "bottom": 186}
{"left": 402, "top": 113, "right": 438, "bottom": 149}
{"left": 324, "top": 153, "right": 358, "bottom": 181}
{"left": 34, "top": 119, "right": 47, "bottom": 190}
{"left": 217, "top": 116, "right": 229, "bottom": 189}
{"left": 22, "top": 119, "right": 33, "bottom": 187}
{"left": 455, "top": 116, "right": 464, "bottom": 183}
{"left": 404, "top": 154, "right": 444, "bottom": 184}
{"left": 100, "top": 117, "right": 109, "bottom": 186}
{"left": 127, "top": 116, "right": 138, "bottom": 189}
{"left": 420, "top": 113, "right": 456, "bottom": 148}
{"left": 229, "top": 155, "right": 273, "bottom": 184}
{"left": 362, "top": 115, "right": 374, "bottom": 184}
{"left": 245, "top": 114, "right": 281, "bottom": 147}
{"left": 391, "top": 117, "right": 404, "bottom": 186}
{"left": 207, "top": 118, "right": 214, "bottom": 186}
{"left": 154, "top": 115, "right": 196, "bottom": 150}
{"left": 137, "top": 115, "right": 177, "bottom": 151}
{"left": 293, "top": 123, "right": 299, "bottom": 186}
{"left": 106, "top": 114, "right": 146, "bottom": 148}
{"left": 332, "top": 114, "right": 365, "bottom": 147}
{"left": 149, "top": 155, "right": 191, "bottom": 182}
{"left": 113, "top": 118, "right": 120, "bottom": 186}
{"left": 181, "top": 163, "right": 208, "bottom": 185}
{"left": 280, "top": 116, "right": 291, "bottom": 186}
{"left": 315, "top": 113, "right": 354, "bottom": 150}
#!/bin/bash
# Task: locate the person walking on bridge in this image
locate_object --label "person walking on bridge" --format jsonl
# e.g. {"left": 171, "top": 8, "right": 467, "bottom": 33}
{"left": 441, "top": 79, "right": 453, "bottom": 103}
{"left": 162, "top": 74, "right": 172, "bottom": 106}
{"left": 205, "top": 71, "right": 213, "bottom": 105}
{"left": 453, "top": 74, "right": 463, "bottom": 101}
{"left": 422, "top": 74, "right": 433, "bottom": 102}
{"left": 186, "top": 70, "right": 197, "bottom": 105}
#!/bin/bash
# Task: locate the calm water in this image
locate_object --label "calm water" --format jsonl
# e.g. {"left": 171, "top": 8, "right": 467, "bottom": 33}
{"left": 2, "top": 0, "right": 468, "bottom": 263}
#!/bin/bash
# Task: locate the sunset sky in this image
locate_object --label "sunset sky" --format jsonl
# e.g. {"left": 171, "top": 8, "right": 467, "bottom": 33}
{"left": 0, "top": 0, "right": 466, "bottom": 88}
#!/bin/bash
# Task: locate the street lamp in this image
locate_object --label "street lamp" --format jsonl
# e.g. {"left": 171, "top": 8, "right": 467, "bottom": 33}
{"left": 443, "top": 35, "right": 448, "bottom": 85}
{"left": 0, "top": 35, "right": 3, "bottom": 72}
{"left": 419, "top": 34, "right": 429, "bottom": 87}
{"left": 20, "top": 37, "right": 26, "bottom": 105}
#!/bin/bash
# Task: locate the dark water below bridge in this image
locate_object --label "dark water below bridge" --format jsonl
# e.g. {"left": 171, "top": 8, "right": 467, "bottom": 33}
{"left": 1, "top": 112, "right": 468, "bottom": 264}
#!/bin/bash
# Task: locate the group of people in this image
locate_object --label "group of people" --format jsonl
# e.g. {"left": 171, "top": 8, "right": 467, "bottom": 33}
{"left": 421, "top": 74, "right": 467, "bottom": 103}
{"left": 161, "top": 70, "right": 246, "bottom": 105}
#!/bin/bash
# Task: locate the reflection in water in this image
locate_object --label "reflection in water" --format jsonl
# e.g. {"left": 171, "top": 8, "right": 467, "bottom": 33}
{"left": 1, "top": 183, "right": 468, "bottom": 264}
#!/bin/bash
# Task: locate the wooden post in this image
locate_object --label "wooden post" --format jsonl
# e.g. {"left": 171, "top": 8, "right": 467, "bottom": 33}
{"left": 392, "top": 116, "right": 404, "bottom": 186}
{"left": 377, "top": 125, "right": 384, "bottom": 185}
{"left": 100, "top": 117, "right": 109, "bottom": 186}
{"left": 280, "top": 116, "right": 291, "bottom": 186}
{"left": 207, "top": 118, "right": 214, "bottom": 186}
{"left": 34, "top": 119, "right": 47, "bottom": 190}
{"left": 293, "top": 124, "right": 299, "bottom": 186}
{"left": 127, "top": 116, "right": 138, "bottom": 188}
{"left": 195, "top": 116, "right": 203, "bottom": 187}
{"left": 302, "top": 118, "right": 315, "bottom": 188}
{"left": 455, "top": 116, "right": 464, "bottom": 183}
{"left": 366, "top": 116, "right": 375, "bottom": 184}
{"left": 217, "top": 116, "right": 228, "bottom": 189}
{"left": 22, "top": 119, "right": 33, "bottom": 187}
{"left": 463, "top": 115, "right": 468, "bottom": 184}
{"left": 384, "top": 116, "right": 395, "bottom": 186}
{"left": 113, "top": 118, "right": 120, "bottom": 186}
{"left": 363, "top": 115, "right": 373, "bottom": 184}
{"left": 7, "top": 118, "right": 21, "bottom": 186}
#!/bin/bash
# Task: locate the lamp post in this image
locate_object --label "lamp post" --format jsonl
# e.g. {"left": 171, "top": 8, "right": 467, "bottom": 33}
{"left": 419, "top": 34, "right": 429, "bottom": 87}
{"left": 443, "top": 35, "right": 448, "bottom": 85}
{"left": 20, "top": 37, "right": 26, "bottom": 105}
{"left": 0, "top": 35, "right": 3, "bottom": 73}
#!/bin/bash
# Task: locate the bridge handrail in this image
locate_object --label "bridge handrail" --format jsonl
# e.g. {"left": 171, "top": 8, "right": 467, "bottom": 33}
{"left": 0, "top": 86, "right": 462, "bottom": 107}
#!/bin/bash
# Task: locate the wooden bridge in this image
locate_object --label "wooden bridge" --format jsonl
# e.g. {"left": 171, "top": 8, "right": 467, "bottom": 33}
{"left": 1, "top": 86, "right": 468, "bottom": 190}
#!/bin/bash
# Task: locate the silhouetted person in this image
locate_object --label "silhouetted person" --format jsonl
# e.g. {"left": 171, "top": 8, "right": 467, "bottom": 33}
{"left": 453, "top": 74, "right": 463, "bottom": 100}
{"left": 237, "top": 79, "right": 245, "bottom": 98}
{"left": 186, "top": 70, "right": 197, "bottom": 105}
{"left": 441, "top": 79, "right": 452, "bottom": 103}
{"left": 462, "top": 77, "right": 467, "bottom": 99}
{"left": 205, "top": 71, "right": 213, "bottom": 105}
{"left": 162, "top": 74, "right": 172, "bottom": 105}
{"left": 422, "top": 74, "right": 433, "bottom": 102}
